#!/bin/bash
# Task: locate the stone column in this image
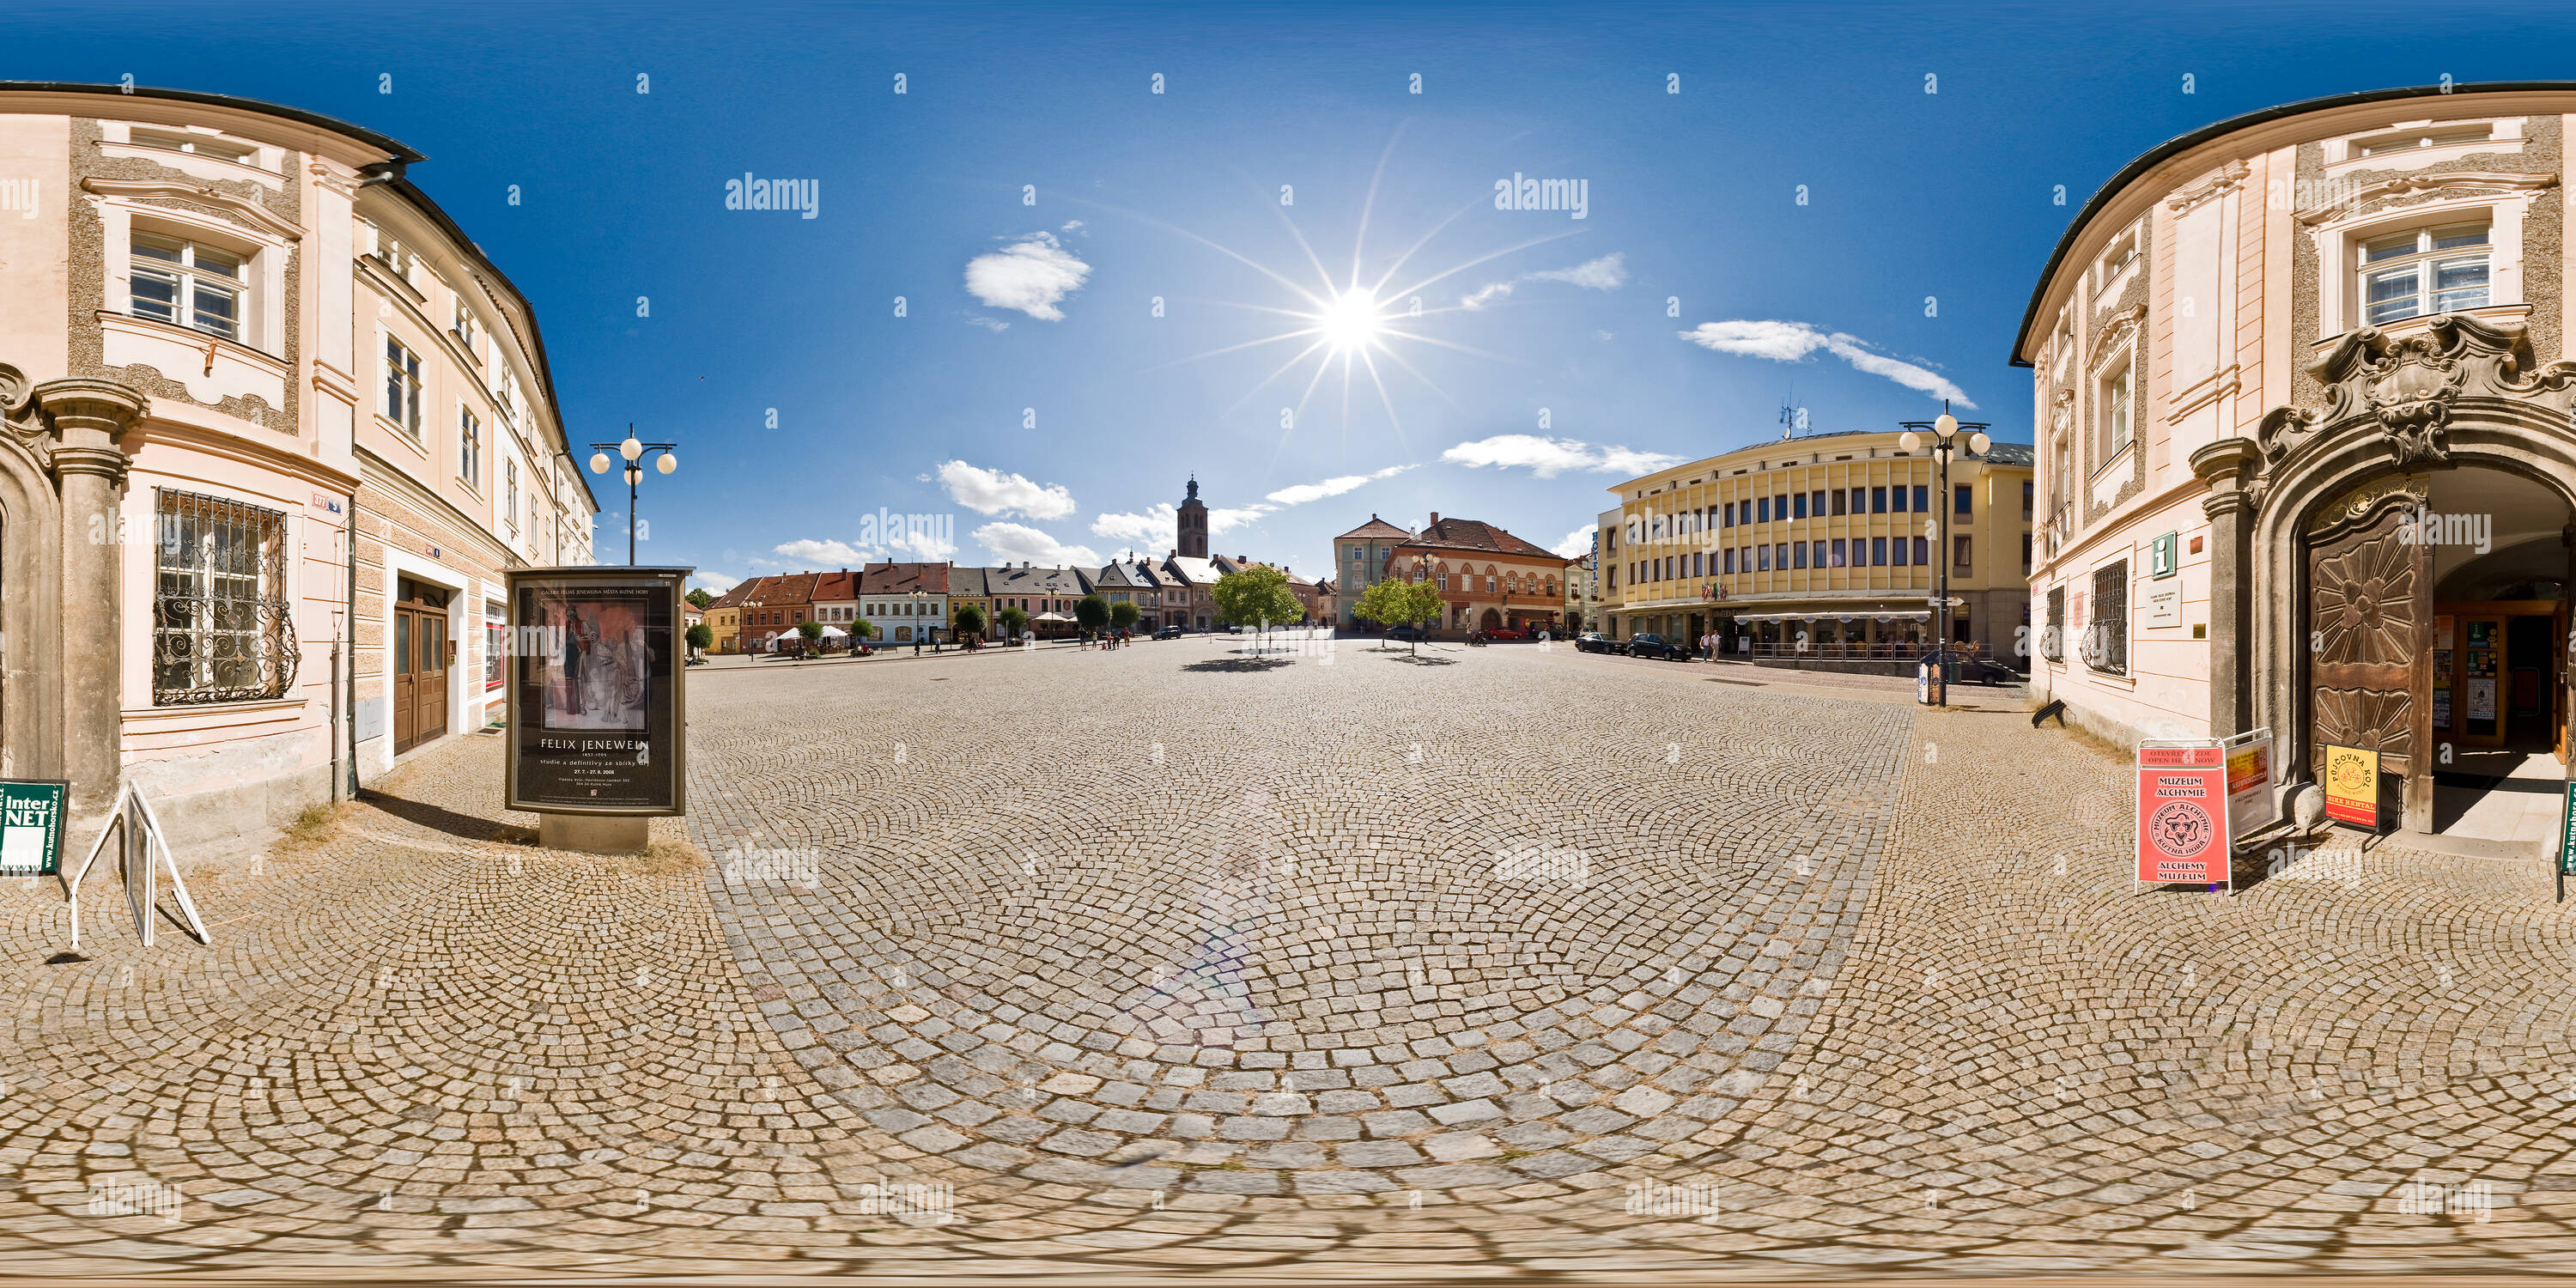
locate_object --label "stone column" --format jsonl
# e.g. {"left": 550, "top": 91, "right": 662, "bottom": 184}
{"left": 2190, "top": 438, "right": 2261, "bottom": 739}
{"left": 36, "top": 379, "right": 148, "bottom": 820}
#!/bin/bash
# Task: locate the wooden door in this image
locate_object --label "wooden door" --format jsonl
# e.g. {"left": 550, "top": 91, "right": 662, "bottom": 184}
{"left": 2307, "top": 489, "right": 2433, "bottom": 828}
{"left": 416, "top": 611, "right": 448, "bottom": 743}
{"left": 393, "top": 606, "right": 416, "bottom": 752}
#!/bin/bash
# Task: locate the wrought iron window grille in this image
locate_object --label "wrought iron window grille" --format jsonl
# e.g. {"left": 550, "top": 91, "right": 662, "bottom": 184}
{"left": 152, "top": 488, "right": 297, "bottom": 705}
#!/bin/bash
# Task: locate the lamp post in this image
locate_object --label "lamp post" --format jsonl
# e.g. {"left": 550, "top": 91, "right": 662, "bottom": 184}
{"left": 1898, "top": 400, "right": 1992, "bottom": 708}
{"left": 588, "top": 424, "right": 677, "bottom": 565}
{"left": 909, "top": 588, "right": 930, "bottom": 648}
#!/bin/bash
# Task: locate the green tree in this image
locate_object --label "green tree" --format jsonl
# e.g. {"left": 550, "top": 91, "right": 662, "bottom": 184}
{"left": 686, "top": 623, "right": 714, "bottom": 652}
{"left": 686, "top": 587, "right": 715, "bottom": 610}
{"left": 996, "top": 605, "right": 1029, "bottom": 639}
{"left": 797, "top": 621, "right": 824, "bottom": 641}
{"left": 1109, "top": 599, "right": 1141, "bottom": 632}
{"left": 1075, "top": 593, "right": 1110, "bottom": 635}
{"left": 953, "top": 603, "right": 987, "bottom": 641}
{"left": 1212, "top": 564, "right": 1303, "bottom": 632}
{"left": 1352, "top": 576, "right": 1445, "bottom": 655}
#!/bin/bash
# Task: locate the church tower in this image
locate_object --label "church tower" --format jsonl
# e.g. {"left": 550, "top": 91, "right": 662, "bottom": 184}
{"left": 1177, "top": 476, "right": 1209, "bottom": 558}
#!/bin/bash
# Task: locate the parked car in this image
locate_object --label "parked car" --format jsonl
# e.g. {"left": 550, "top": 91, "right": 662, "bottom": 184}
{"left": 1484, "top": 628, "right": 1523, "bottom": 641}
{"left": 1918, "top": 650, "right": 2023, "bottom": 686}
{"left": 1625, "top": 632, "right": 1692, "bottom": 661}
{"left": 1384, "top": 624, "right": 1427, "bottom": 643}
{"left": 1153, "top": 624, "right": 1184, "bottom": 640}
{"left": 1575, "top": 632, "right": 1613, "bottom": 653}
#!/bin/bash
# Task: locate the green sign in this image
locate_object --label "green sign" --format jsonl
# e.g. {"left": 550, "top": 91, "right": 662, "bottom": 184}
{"left": 2562, "top": 780, "right": 2576, "bottom": 877}
{"left": 2149, "top": 532, "right": 2179, "bottom": 580}
{"left": 0, "top": 781, "right": 69, "bottom": 876}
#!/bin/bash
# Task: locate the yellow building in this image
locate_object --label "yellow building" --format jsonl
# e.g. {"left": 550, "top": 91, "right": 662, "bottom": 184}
{"left": 1604, "top": 428, "right": 2035, "bottom": 659}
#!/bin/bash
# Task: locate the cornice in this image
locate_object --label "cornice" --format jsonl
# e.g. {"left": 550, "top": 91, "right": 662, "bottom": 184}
{"left": 81, "top": 175, "right": 303, "bottom": 240}
{"left": 2294, "top": 169, "right": 2557, "bottom": 225}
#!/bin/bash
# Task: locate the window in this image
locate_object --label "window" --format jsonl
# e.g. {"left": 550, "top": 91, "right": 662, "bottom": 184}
{"left": 1850, "top": 487, "right": 1866, "bottom": 513}
{"left": 1914, "top": 536, "right": 1929, "bottom": 565}
{"left": 1872, "top": 537, "right": 1887, "bottom": 566}
{"left": 2088, "top": 560, "right": 2129, "bottom": 675}
{"left": 1722, "top": 501, "right": 1735, "bottom": 527}
{"left": 1831, "top": 538, "right": 1846, "bottom": 567}
{"left": 1793, "top": 542, "right": 1807, "bottom": 569}
{"left": 1831, "top": 489, "right": 1846, "bottom": 516}
{"left": 1893, "top": 535, "right": 1908, "bottom": 566}
{"left": 2352, "top": 124, "right": 2491, "bottom": 157}
{"left": 504, "top": 458, "right": 519, "bottom": 533}
{"left": 1758, "top": 496, "right": 1771, "bottom": 523}
{"left": 1912, "top": 484, "right": 1929, "bottom": 512}
{"left": 1956, "top": 485, "right": 1973, "bottom": 516}
{"left": 1811, "top": 489, "right": 1826, "bottom": 515}
{"left": 2022, "top": 481, "right": 2034, "bottom": 518}
{"left": 383, "top": 337, "right": 423, "bottom": 436}
{"left": 131, "top": 128, "right": 255, "bottom": 163}
{"left": 2360, "top": 222, "right": 2489, "bottom": 325}
{"left": 1758, "top": 544, "right": 1771, "bottom": 571}
{"left": 2021, "top": 533, "right": 2032, "bottom": 572}
{"left": 1793, "top": 493, "right": 1807, "bottom": 519}
{"left": 131, "top": 233, "right": 244, "bottom": 342}
{"left": 459, "top": 407, "right": 482, "bottom": 490}
{"left": 1867, "top": 487, "right": 1883, "bottom": 513}
{"left": 1776, "top": 543, "right": 1789, "bottom": 568}
{"left": 2045, "top": 585, "right": 2065, "bottom": 662}
{"left": 485, "top": 600, "right": 506, "bottom": 689}
{"left": 1811, "top": 540, "right": 1826, "bottom": 567}
{"left": 152, "top": 489, "right": 295, "bottom": 705}
{"left": 2099, "top": 360, "right": 2134, "bottom": 463}
{"left": 453, "top": 295, "right": 480, "bottom": 353}
{"left": 1955, "top": 536, "right": 1972, "bottom": 570}
{"left": 1893, "top": 483, "right": 1909, "bottom": 513}
{"left": 376, "top": 233, "right": 416, "bottom": 282}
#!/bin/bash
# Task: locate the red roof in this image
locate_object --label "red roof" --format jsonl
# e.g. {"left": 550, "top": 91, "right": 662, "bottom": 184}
{"left": 860, "top": 562, "right": 951, "bottom": 594}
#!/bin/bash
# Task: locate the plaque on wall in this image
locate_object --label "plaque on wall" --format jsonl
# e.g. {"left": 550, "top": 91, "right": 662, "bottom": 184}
{"left": 505, "top": 567, "right": 690, "bottom": 816}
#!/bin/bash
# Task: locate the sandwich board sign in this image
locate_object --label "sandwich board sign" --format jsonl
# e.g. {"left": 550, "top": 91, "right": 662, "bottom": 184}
{"left": 2321, "top": 744, "right": 2381, "bottom": 829}
{"left": 0, "top": 781, "right": 68, "bottom": 876}
{"left": 2221, "top": 728, "right": 2277, "bottom": 840}
{"left": 2137, "top": 741, "right": 2230, "bottom": 890}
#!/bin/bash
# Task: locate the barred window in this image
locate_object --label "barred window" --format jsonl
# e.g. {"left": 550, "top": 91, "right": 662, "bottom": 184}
{"left": 2088, "top": 560, "right": 2129, "bottom": 675}
{"left": 2045, "top": 585, "right": 2065, "bottom": 662}
{"left": 153, "top": 489, "right": 296, "bottom": 705}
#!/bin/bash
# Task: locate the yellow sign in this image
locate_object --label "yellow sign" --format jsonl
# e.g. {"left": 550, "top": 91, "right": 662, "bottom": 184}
{"left": 2321, "top": 743, "right": 2379, "bottom": 828}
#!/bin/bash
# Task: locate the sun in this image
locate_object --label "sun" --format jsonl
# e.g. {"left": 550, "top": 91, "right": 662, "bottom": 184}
{"left": 1318, "top": 288, "right": 1385, "bottom": 351}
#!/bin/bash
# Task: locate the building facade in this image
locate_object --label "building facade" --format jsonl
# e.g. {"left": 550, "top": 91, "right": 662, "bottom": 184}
{"left": 860, "top": 562, "right": 949, "bottom": 644}
{"left": 2020, "top": 82, "right": 2576, "bottom": 836}
{"left": 734, "top": 573, "right": 817, "bottom": 653}
{"left": 1383, "top": 513, "right": 1571, "bottom": 637}
{"left": 1327, "top": 515, "right": 1416, "bottom": 627}
{"left": 0, "top": 82, "right": 592, "bottom": 847}
{"left": 985, "top": 562, "right": 1091, "bottom": 637}
{"left": 1603, "top": 429, "right": 2032, "bottom": 658}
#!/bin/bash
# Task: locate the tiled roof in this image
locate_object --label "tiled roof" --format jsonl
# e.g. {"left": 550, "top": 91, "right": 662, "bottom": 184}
{"left": 859, "top": 562, "right": 951, "bottom": 594}
{"left": 1161, "top": 556, "right": 1219, "bottom": 586}
{"left": 1402, "top": 517, "right": 1568, "bottom": 563}
{"left": 947, "top": 566, "right": 989, "bottom": 597}
{"left": 1334, "top": 515, "right": 1415, "bottom": 541}
{"left": 982, "top": 564, "right": 1091, "bottom": 596}
{"left": 722, "top": 573, "right": 818, "bottom": 606}
{"left": 1977, "top": 442, "right": 2037, "bottom": 466}
{"left": 811, "top": 570, "right": 860, "bottom": 601}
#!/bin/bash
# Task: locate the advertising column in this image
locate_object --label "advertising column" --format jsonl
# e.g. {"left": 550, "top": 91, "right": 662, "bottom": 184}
{"left": 506, "top": 567, "right": 690, "bottom": 853}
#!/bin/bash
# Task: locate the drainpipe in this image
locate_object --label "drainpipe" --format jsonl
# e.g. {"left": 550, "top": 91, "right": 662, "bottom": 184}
{"left": 346, "top": 484, "right": 360, "bottom": 798}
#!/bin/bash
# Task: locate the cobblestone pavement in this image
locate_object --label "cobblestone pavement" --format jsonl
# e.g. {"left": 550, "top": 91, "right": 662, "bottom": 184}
{"left": 1, "top": 635, "right": 2572, "bottom": 1281}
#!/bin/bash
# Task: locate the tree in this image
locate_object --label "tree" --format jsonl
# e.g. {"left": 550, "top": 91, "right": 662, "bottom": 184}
{"left": 953, "top": 603, "right": 987, "bottom": 641}
{"left": 797, "top": 621, "right": 823, "bottom": 641}
{"left": 686, "top": 587, "right": 715, "bottom": 610}
{"left": 686, "top": 623, "right": 714, "bottom": 652}
{"left": 1109, "top": 599, "right": 1141, "bottom": 632}
{"left": 997, "top": 605, "right": 1029, "bottom": 639}
{"left": 1075, "top": 593, "right": 1110, "bottom": 635}
{"left": 1352, "top": 576, "right": 1445, "bottom": 655}
{"left": 1212, "top": 564, "right": 1303, "bottom": 634}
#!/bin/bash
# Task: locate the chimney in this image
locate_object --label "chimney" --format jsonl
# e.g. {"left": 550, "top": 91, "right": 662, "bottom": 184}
{"left": 1429, "top": 512, "right": 1440, "bottom": 526}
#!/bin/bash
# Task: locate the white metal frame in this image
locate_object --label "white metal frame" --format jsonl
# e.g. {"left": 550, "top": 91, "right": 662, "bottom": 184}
{"left": 67, "top": 781, "right": 210, "bottom": 951}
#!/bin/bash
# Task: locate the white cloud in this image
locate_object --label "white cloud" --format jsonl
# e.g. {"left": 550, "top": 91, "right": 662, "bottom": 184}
{"left": 1461, "top": 252, "right": 1627, "bottom": 311}
{"left": 1208, "top": 507, "right": 1273, "bottom": 536}
{"left": 692, "top": 571, "right": 739, "bottom": 596}
{"left": 1264, "top": 464, "right": 1413, "bottom": 507}
{"left": 1440, "top": 434, "right": 1682, "bottom": 480}
{"left": 963, "top": 313, "right": 1010, "bottom": 332}
{"left": 1060, "top": 220, "right": 1085, "bottom": 234}
{"left": 938, "top": 459, "right": 1077, "bottom": 519}
{"left": 964, "top": 231, "right": 1091, "bottom": 321}
{"left": 1550, "top": 526, "right": 1594, "bottom": 559}
{"left": 774, "top": 538, "right": 871, "bottom": 567}
{"left": 1678, "top": 319, "right": 1974, "bottom": 406}
{"left": 887, "top": 523, "right": 957, "bottom": 561}
{"left": 1091, "top": 502, "right": 1176, "bottom": 547}
{"left": 975, "top": 522, "right": 1099, "bottom": 568}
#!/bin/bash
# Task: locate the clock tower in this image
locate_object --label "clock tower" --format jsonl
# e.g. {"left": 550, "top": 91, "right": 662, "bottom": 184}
{"left": 1177, "top": 476, "right": 1209, "bottom": 559}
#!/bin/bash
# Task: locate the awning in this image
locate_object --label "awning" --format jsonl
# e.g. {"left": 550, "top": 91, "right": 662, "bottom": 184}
{"left": 1032, "top": 611, "right": 1072, "bottom": 622}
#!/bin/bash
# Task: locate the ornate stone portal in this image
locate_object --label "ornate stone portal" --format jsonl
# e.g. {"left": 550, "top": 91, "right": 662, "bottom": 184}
{"left": 0, "top": 361, "right": 149, "bottom": 822}
{"left": 2196, "top": 314, "right": 2576, "bottom": 832}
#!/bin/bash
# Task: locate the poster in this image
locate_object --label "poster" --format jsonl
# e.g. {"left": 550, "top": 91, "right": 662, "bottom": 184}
{"left": 2144, "top": 583, "right": 2182, "bottom": 628}
{"left": 2136, "top": 744, "right": 2228, "bottom": 884}
{"left": 2321, "top": 743, "right": 2380, "bottom": 829}
{"left": 2222, "top": 729, "right": 2276, "bottom": 839}
{"left": 507, "top": 568, "right": 689, "bottom": 815}
{"left": 2467, "top": 678, "right": 2497, "bottom": 722}
{"left": 0, "top": 781, "right": 69, "bottom": 876}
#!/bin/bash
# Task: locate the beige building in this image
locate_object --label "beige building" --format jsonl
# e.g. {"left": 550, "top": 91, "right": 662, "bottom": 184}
{"left": 2019, "top": 82, "right": 2576, "bottom": 839}
{"left": 1604, "top": 428, "right": 2033, "bottom": 659}
{"left": 0, "top": 82, "right": 592, "bottom": 848}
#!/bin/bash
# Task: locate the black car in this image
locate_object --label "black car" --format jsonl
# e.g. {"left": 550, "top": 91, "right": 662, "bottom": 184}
{"left": 1384, "top": 624, "right": 1427, "bottom": 643}
{"left": 1625, "top": 632, "right": 1692, "bottom": 661}
{"left": 1917, "top": 650, "right": 2024, "bottom": 686}
{"left": 1152, "top": 624, "right": 1183, "bottom": 640}
{"left": 1575, "top": 632, "right": 1613, "bottom": 653}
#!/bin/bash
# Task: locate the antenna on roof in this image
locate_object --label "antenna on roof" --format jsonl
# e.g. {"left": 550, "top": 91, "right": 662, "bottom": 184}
{"left": 1777, "top": 389, "right": 1807, "bottom": 440}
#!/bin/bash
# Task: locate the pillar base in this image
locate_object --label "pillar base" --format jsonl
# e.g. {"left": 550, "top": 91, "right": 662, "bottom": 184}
{"left": 538, "top": 812, "right": 651, "bottom": 855}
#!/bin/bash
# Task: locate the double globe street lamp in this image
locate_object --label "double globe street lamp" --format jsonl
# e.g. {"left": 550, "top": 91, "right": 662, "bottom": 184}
{"left": 1898, "top": 402, "right": 1991, "bottom": 708}
{"left": 589, "top": 423, "right": 677, "bottom": 566}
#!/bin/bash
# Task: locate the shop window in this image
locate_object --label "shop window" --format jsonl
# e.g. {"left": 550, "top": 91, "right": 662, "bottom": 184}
{"left": 152, "top": 489, "right": 296, "bottom": 705}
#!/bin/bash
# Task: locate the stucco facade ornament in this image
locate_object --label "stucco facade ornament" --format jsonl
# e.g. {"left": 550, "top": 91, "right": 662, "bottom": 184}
{"left": 2166, "top": 159, "right": 2250, "bottom": 215}
{"left": 2293, "top": 170, "right": 2557, "bottom": 225}
{"left": 2089, "top": 303, "right": 2147, "bottom": 371}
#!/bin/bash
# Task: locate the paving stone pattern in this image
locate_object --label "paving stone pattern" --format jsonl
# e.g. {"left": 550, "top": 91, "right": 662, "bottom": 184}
{"left": 0, "top": 636, "right": 2569, "bottom": 1279}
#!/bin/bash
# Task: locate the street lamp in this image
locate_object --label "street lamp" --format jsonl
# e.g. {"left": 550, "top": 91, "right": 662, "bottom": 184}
{"left": 909, "top": 588, "right": 932, "bottom": 648}
{"left": 589, "top": 422, "right": 677, "bottom": 565}
{"left": 1897, "top": 400, "right": 1992, "bottom": 708}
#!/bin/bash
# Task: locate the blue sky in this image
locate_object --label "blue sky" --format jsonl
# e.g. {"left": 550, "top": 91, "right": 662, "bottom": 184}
{"left": 17, "top": 0, "right": 2576, "bottom": 594}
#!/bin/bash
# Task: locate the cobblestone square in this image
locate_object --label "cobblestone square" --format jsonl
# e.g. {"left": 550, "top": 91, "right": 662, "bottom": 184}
{"left": 4, "top": 638, "right": 2574, "bottom": 1281}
